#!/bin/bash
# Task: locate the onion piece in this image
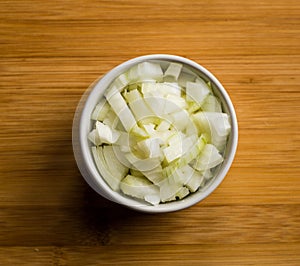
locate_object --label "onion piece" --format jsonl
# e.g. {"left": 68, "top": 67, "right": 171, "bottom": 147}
{"left": 95, "top": 121, "right": 120, "bottom": 144}
{"left": 124, "top": 152, "right": 161, "bottom": 172}
{"left": 120, "top": 174, "right": 160, "bottom": 204}
{"left": 192, "top": 111, "right": 230, "bottom": 150}
{"left": 186, "top": 81, "right": 210, "bottom": 105}
{"left": 177, "top": 71, "right": 196, "bottom": 87}
{"left": 186, "top": 170, "right": 205, "bottom": 192}
{"left": 164, "top": 62, "right": 183, "bottom": 81}
{"left": 91, "top": 98, "right": 110, "bottom": 121}
{"left": 192, "top": 144, "right": 224, "bottom": 171}
{"left": 128, "top": 62, "right": 163, "bottom": 82}
{"left": 106, "top": 90, "right": 136, "bottom": 132}
{"left": 201, "top": 95, "right": 222, "bottom": 112}
{"left": 102, "top": 145, "right": 129, "bottom": 179}
{"left": 91, "top": 146, "right": 120, "bottom": 191}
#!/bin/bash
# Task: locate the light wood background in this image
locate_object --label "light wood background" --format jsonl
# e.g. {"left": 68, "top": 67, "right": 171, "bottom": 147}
{"left": 1, "top": 0, "right": 300, "bottom": 265}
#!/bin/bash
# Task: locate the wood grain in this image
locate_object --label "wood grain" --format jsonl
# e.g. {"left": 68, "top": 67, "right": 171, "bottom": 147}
{"left": 1, "top": 244, "right": 300, "bottom": 266}
{"left": 0, "top": 0, "right": 299, "bottom": 265}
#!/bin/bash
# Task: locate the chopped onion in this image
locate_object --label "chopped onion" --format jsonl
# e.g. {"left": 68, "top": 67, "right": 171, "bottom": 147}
{"left": 88, "top": 61, "right": 231, "bottom": 205}
{"left": 120, "top": 174, "right": 160, "bottom": 204}
{"left": 91, "top": 98, "right": 110, "bottom": 121}
{"left": 186, "top": 81, "right": 210, "bottom": 104}
{"left": 192, "top": 144, "right": 224, "bottom": 171}
{"left": 164, "top": 62, "right": 183, "bottom": 81}
{"left": 91, "top": 146, "right": 121, "bottom": 191}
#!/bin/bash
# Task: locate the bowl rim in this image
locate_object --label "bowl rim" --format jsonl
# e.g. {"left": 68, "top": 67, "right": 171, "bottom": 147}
{"left": 77, "top": 54, "right": 238, "bottom": 213}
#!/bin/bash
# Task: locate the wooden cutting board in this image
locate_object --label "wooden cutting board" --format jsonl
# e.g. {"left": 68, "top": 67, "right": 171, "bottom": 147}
{"left": 0, "top": 0, "right": 299, "bottom": 265}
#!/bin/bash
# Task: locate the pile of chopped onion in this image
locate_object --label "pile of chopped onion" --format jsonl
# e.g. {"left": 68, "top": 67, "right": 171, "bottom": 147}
{"left": 88, "top": 61, "right": 231, "bottom": 205}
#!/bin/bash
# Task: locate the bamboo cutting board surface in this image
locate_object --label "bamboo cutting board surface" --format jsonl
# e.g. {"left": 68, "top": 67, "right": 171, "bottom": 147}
{"left": 1, "top": 0, "right": 300, "bottom": 265}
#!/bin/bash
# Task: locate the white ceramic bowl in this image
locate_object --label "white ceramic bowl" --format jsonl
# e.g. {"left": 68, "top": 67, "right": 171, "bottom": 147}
{"left": 72, "top": 54, "right": 238, "bottom": 213}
